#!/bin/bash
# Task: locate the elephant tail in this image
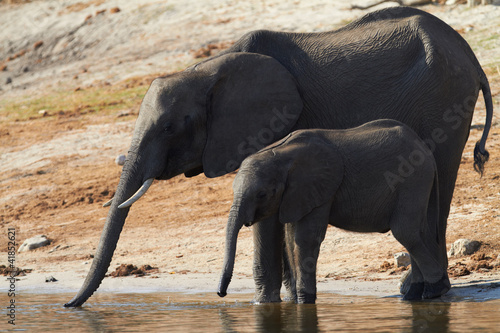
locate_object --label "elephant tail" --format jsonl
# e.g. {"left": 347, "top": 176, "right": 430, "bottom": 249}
{"left": 474, "top": 75, "right": 493, "bottom": 176}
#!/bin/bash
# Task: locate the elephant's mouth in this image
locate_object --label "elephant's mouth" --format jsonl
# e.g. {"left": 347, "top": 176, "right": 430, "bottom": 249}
{"left": 156, "top": 167, "right": 174, "bottom": 181}
{"left": 156, "top": 166, "right": 201, "bottom": 180}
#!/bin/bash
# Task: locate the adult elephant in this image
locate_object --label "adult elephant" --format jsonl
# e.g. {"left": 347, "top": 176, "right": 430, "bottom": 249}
{"left": 65, "top": 6, "right": 492, "bottom": 307}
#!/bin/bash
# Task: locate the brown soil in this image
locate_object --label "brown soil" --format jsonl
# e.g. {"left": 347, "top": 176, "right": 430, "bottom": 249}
{"left": 0, "top": 265, "right": 32, "bottom": 277}
{"left": 109, "top": 264, "right": 158, "bottom": 277}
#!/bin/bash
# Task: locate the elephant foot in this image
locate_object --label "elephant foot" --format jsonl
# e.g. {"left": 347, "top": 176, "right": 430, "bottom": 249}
{"left": 422, "top": 275, "right": 451, "bottom": 299}
{"left": 297, "top": 293, "right": 316, "bottom": 304}
{"left": 282, "top": 293, "right": 297, "bottom": 303}
{"left": 253, "top": 298, "right": 282, "bottom": 304}
{"left": 254, "top": 288, "right": 282, "bottom": 303}
{"left": 282, "top": 280, "right": 297, "bottom": 302}
{"left": 403, "top": 282, "right": 424, "bottom": 301}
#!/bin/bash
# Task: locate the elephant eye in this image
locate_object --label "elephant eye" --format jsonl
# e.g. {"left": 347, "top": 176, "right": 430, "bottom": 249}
{"left": 163, "top": 123, "right": 174, "bottom": 134}
{"left": 256, "top": 190, "right": 267, "bottom": 199}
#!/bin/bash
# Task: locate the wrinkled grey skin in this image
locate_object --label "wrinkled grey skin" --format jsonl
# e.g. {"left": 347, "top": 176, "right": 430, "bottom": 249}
{"left": 65, "top": 7, "right": 492, "bottom": 307}
{"left": 218, "top": 120, "right": 450, "bottom": 303}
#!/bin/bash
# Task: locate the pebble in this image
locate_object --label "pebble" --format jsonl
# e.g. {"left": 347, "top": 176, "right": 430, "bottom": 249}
{"left": 48, "top": 244, "right": 60, "bottom": 253}
{"left": 45, "top": 276, "right": 58, "bottom": 282}
{"left": 115, "top": 154, "right": 126, "bottom": 166}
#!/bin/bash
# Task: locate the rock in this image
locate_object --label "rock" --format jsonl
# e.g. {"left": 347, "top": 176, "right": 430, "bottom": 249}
{"left": 38, "top": 110, "right": 48, "bottom": 117}
{"left": 18, "top": 235, "right": 50, "bottom": 253}
{"left": 48, "top": 244, "right": 60, "bottom": 253}
{"left": 115, "top": 154, "right": 126, "bottom": 166}
{"left": 110, "top": 7, "right": 121, "bottom": 14}
{"left": 33, "top": 41, "right": 43, "bottom": 49}
{"left": 448, "top": 239, "right": 481, "bottom": 257}
{"left": 6, "top": 77, "right": 12, "bottom": 84}
{"left": 394, "top": 252, "right": 411, "bottom": 267}
{"left": 45, "top": 276, "right": 57, "bottom": 282}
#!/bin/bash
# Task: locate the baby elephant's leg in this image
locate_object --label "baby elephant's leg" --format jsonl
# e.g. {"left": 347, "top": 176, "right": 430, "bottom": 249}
{"left": 253, "top": 216, "right": 284, "bottom": 303}
{"left": 291, "top": 206, "right": 330, "bottom": 304}
{"left": 390, "top": 210, "right": 449, "bottom": 300}
{"left": 283, "top": 224, "right": 298, "bottom": 302}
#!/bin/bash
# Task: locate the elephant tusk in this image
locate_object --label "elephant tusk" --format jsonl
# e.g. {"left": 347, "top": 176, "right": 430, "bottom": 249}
{"left": 118, "top": 178, "right": 154, "bottom": 209}
{"left": 102, "top": 198, "right": 113, "bottom": 207}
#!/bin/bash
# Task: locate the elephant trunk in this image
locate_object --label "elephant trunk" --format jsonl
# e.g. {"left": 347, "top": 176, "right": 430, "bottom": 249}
{"left": 64, "top": 159, "right": 145, "bottom": 307}
{"left": 217, "top": 205, "right": 246, "bottom": 297}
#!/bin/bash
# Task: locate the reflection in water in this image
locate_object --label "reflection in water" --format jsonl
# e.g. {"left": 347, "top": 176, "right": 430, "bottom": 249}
{"left": 410, "top": 301, "right": 451, "bottom": 333}
{"left": 2, "top": 292, "right": 499, "bottom": 332}
{"left": 254, "top": 303, "right": 319, "bottom": 332}
{"left": 219, "top": 302, "right": 319, "bottom": 332}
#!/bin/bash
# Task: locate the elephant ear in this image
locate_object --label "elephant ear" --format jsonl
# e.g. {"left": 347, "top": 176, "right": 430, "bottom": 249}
{"left": 279, "top": 134, "right": 344, "bottom": 224}
{"left": 200, "top": 52, "right": 303, "bottom": 178}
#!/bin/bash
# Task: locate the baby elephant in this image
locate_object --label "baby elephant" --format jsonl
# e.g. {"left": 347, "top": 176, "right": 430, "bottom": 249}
{"left": 217, "top": 119, "right": 450, "bottom": 303}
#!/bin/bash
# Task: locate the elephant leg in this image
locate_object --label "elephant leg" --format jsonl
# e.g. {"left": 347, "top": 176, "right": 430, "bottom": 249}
{"left": 435, "top": 166, "right": 457, "bottom": 270}
{"left": 400, "top": 171, "right": 454, "bottom": 295}
{"left": 283, "top": 224, "right": 297, "bottom": 302}
{"left": 399, "top": 109, "right": 473, "bottom": 294}
{"left": 391, "top": 212, "right": 449, "bottom": 300}
{"left": 402, "top": 257, "right": 424, "bottom": 301}
{"left": 292, "top": 206, "right": 329, "bottom": 304}
{"left": 252, "top": 215, "right": 283, "bottom": 303}
{"left": 433, "top": 106, "right": 475, "bottom": 270}
{"left": 400, "top": 177, "right": 453, "bottom": 295}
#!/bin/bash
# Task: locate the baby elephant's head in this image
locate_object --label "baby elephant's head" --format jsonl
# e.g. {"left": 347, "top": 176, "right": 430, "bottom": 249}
{"left": 218, "top": 148, "right": 288, "bottom": 298}
{"left": 232, "top": 150, "right": 288, "bottom": 226}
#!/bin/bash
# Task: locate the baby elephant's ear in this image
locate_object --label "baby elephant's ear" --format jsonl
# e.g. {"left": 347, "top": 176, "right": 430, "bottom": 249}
{"left": 279, "top": 136, "right": 343, "bottom": 224}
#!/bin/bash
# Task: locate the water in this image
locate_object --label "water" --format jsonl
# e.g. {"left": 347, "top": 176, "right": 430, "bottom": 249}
{"left": 1, "top": 292, "right": 499, "bottom": 332}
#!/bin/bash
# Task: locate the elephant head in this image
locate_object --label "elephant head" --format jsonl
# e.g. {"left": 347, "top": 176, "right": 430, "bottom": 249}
{"left": 65, "top": 53, "right": 303, "bottom": 307}
{"left": 217, "top": 133, "right": 343, "bottom": 297}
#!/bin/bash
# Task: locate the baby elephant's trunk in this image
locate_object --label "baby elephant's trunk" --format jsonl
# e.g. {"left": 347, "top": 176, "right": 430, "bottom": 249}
{"left": 217, "top": 274, "right": 232, "bottom": 297}
{"left": 217, "top": 208, "right": 245, "bottom": 297}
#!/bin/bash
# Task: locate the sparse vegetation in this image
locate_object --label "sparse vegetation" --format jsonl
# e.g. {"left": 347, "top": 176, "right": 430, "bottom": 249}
{"left": 0, "top": 84, "right": 147, "bottom": 121}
